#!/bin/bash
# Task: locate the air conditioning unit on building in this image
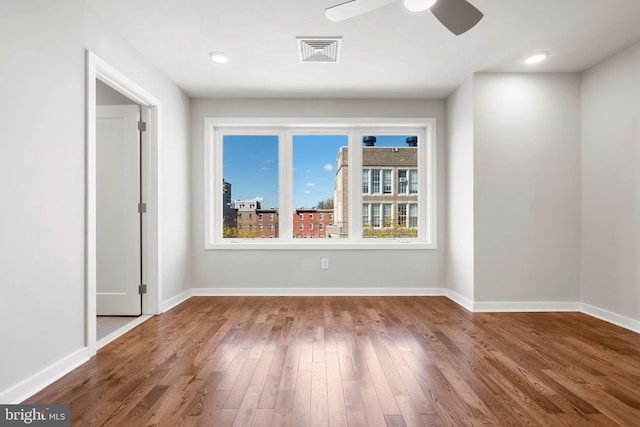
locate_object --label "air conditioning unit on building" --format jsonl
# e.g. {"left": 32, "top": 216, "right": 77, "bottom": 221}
{"left": 399, "top": 177, "right": 407, "bottom": 183}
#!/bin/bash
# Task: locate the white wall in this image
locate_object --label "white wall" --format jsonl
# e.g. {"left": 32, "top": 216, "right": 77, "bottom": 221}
{"left": 581, "top": 41, "right": 640, "bottom": 322}
{"left": 446, "top": 78, "right": 475, "bottom": 303}
{"left": 473, "top": 74, "right": 582, "bottom": 303}
{"left": 0, "top": 0, "right": 190, "bottom": 401}
{"left": 190, "top": 99, "right": 447, "bottom": 291}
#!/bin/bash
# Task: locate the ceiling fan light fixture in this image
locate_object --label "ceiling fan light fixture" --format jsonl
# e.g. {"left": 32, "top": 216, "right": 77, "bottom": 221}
{"left": 524, "top": 51, "right": 549, "bottom": 65}
{"left": 402, "top": 0, "right": 438, "bottom": 13}
{"left": 209, "top": 51, "right": 231, "bottom": 65}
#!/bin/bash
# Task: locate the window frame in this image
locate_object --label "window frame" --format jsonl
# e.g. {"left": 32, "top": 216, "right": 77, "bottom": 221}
{"left": 204, "top": 118, "right": 436, "bottom": 249}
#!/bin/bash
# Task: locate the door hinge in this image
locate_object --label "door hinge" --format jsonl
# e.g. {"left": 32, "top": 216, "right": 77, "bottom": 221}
{"left": 138, "top": 121, "right": 147, "bottom": 132}
{"left": 139, "top": 284, "right": 148, "bottom": 294}
{"left": 138, "top": 202, "right": 147, "bottom": 213}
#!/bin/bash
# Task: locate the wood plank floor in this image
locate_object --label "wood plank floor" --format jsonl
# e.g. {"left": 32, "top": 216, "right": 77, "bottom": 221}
{"left": 26, "top": 296, "right": 640, "bottom": 426}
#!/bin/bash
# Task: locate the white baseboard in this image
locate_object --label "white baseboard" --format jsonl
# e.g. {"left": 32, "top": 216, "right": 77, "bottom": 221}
{"left": 471, "top": 301, "right": 581, "bottom": 313}
{"left": 445, "top": 289, "right": 474, "bottom": 311}
{"left": 0, "top": 347, "right": 89, "bottom": 404}
{"left": 161, "top": 289, "right": 193, "bottom": 313}
{"left": 191, "top": 287, "right": 447, "bottom": 297}
{"left": 581, "top": 303, "right": 640, "bottom": 334}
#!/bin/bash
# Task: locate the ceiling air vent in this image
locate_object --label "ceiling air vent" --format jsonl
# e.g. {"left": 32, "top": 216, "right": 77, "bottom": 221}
{"left": 297, "top": 37, "right": 342, "bottom": 63}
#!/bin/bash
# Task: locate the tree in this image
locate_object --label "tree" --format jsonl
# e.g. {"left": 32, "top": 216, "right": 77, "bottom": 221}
{"left": 316, "top": 198, "right": 334, "bottom": 209}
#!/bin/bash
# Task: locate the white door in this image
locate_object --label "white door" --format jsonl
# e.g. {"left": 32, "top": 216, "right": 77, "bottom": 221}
{"left": 96, "top": 105, "right": 142, "bottom": 316}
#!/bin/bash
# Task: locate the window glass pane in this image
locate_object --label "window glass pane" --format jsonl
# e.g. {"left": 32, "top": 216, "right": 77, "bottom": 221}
{"left": 362, "top": 169, "right": 369, "bottom": 194}
{"left": 362, "top": 203, "right": 369, "bottom": 228}
{"left": 371, "top": 204, "right": 381, "bottom": 228}
{"left": 409, "top": 169, "right": 418, "bottom": 194}
{"left": 371, "top": 169, "right": 381, "bottom": 194}
{"left": 223, "top": 135, "right": 279, "bottom": 238}
{"left": 398, "top": 170, "right": 408, "bottom": 194}
{"left": 383, "top": 170, "right": 392, "bottom": 194}
{"left": 382, "top": 203, "right": 393, "bottom": 227}
{"left": 293, "top": 135, "right": 348, "bottom": 239}
{"left": 362, "top": 135, "right": 419, "bottom": 239}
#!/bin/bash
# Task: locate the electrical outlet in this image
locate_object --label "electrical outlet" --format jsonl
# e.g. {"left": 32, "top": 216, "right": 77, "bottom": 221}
{"left": 321, "top": 258, "right": 329, "bottom": 270}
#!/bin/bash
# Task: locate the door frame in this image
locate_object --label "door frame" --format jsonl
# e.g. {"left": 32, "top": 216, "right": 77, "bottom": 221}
{"left": 86, "top": 50, "right": 161, "bottom": 356}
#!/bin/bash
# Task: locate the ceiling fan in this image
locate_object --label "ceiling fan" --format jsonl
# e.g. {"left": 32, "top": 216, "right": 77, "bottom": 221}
{"left": 325, "top": 0, "right": 484, "bottom": 35}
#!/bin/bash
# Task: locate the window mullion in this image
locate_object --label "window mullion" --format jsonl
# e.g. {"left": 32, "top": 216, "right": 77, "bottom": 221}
{"left": 350, "top": 130, "right": 362, "bottom": 240}
{"left": 280, "top": 130, "right": 292, "bottom": 241}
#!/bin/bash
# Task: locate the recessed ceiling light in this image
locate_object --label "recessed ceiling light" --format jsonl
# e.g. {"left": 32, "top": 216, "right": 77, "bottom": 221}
{"left": 524, "top": 51, "right": 549, "bottom": 65}
{"left": 402, "top": 0, "right": 438, "bottom": 12}
{"left": 209, "top": 51, "right": 231, "bottom": 65}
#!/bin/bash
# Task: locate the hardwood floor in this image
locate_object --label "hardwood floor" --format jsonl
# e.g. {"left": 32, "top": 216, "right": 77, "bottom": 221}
{"left": 26, "top": 296, "right": 640, "bottom": 426}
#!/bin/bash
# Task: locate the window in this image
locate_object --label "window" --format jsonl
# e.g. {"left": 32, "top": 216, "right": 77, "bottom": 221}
{"left": 362, "top": 170, "right": 370, "bottom": 194}
{"left": 409, "top": 170, "right": 418, "bottom": 194}
{"left": 382, "top": 170, "right": 392, "bottom": 194}
{"left": 205, "top": 120, "right": 435, "bottom": 247}
{"left": 371, "top": 204, "right": 381, "bottom": 228}
{"left": 362, "top": 203, "right": 370, "bottom": 228}
{"left": 397, "top": 203, "right": 407, "bottom": 227}
{"left": 398, "top": 170, "right": 408, "bottom": 194}
{"left": 371, "top": 169, "right": 381, "bottom": 194}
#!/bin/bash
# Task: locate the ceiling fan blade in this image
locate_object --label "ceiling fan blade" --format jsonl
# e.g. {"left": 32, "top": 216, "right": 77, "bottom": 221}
{"left": 325, "top": 0, "right": 397, "bottom": 22}
{"left": 430, "top": 0, "right": 483, "bottom": 35}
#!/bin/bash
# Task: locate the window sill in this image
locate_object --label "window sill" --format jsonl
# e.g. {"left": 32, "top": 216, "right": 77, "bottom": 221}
{"left": 204, "top": 241, "right": 436, "bottom": 250}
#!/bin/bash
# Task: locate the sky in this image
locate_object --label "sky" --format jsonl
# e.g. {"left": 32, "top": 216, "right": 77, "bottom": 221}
{"left": 223, "top": 134, "right": 415, "bottom": 210}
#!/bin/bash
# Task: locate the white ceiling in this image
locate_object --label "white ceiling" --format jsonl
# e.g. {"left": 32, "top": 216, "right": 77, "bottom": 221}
{"left": 84, "top": 0, "right": 640, "bottom": 99}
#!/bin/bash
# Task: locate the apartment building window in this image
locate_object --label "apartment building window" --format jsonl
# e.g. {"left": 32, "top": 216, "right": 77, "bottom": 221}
{"left": 371, "top": 169, "right": 381, "bottom": 194}
{"left": 409, "top": 170, "right": 418, "bottom": 194}
{"left": 362, "top": 170, "right": 370, "bottom": 194}
{"left": 362, "top": 203, "right": 370, "bottom": 228}
{"left": 397, "top": 203, "right": 407, "bottom": 227}
{"left": 205, "top": 120, "right": 435, "bottom": 247}
{"left": 382, "top": 170, "right": 392, "bottom": 194}
{"left": 398, "top": 170, "right": 408, "bottom": 194}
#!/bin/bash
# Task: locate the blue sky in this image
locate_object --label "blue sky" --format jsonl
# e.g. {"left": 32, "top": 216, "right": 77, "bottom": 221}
{"left": 223, "top": 134, "right": 415, "bottom": 210}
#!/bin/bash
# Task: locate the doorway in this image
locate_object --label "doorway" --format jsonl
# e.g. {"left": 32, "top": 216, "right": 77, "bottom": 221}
{"left": 86, "top": 51, "right": 161, "bottom": 355}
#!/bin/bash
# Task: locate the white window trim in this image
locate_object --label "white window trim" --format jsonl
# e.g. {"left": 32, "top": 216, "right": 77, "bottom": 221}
{"left": 204, "top": 117, "right": 437, "bottom": 250}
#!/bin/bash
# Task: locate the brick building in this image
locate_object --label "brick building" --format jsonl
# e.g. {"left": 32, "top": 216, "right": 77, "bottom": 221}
{"left": 234, "top": 200, "right": 279, "bottom": 238}
{"left": 293, "top": 208, "right": 334, "bottom": 238}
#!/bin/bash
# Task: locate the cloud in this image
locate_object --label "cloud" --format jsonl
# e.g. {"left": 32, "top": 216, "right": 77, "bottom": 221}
{"left": 324, "top": 164, "right": 333, "bottom": 171}
{"left": 263, "top": 159, "right": 274, "bottom": 164}
{"left": 306, "top": 183, "right": 315, "bottom": 187}
{"left": 260, "top": 167, "right": 270, "bottom": 171}
{"left": 303, "top": 190, "right": 312, "bottom": 195}
{"left": 255, "top": 196, "right": 264, "bottom": 202}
